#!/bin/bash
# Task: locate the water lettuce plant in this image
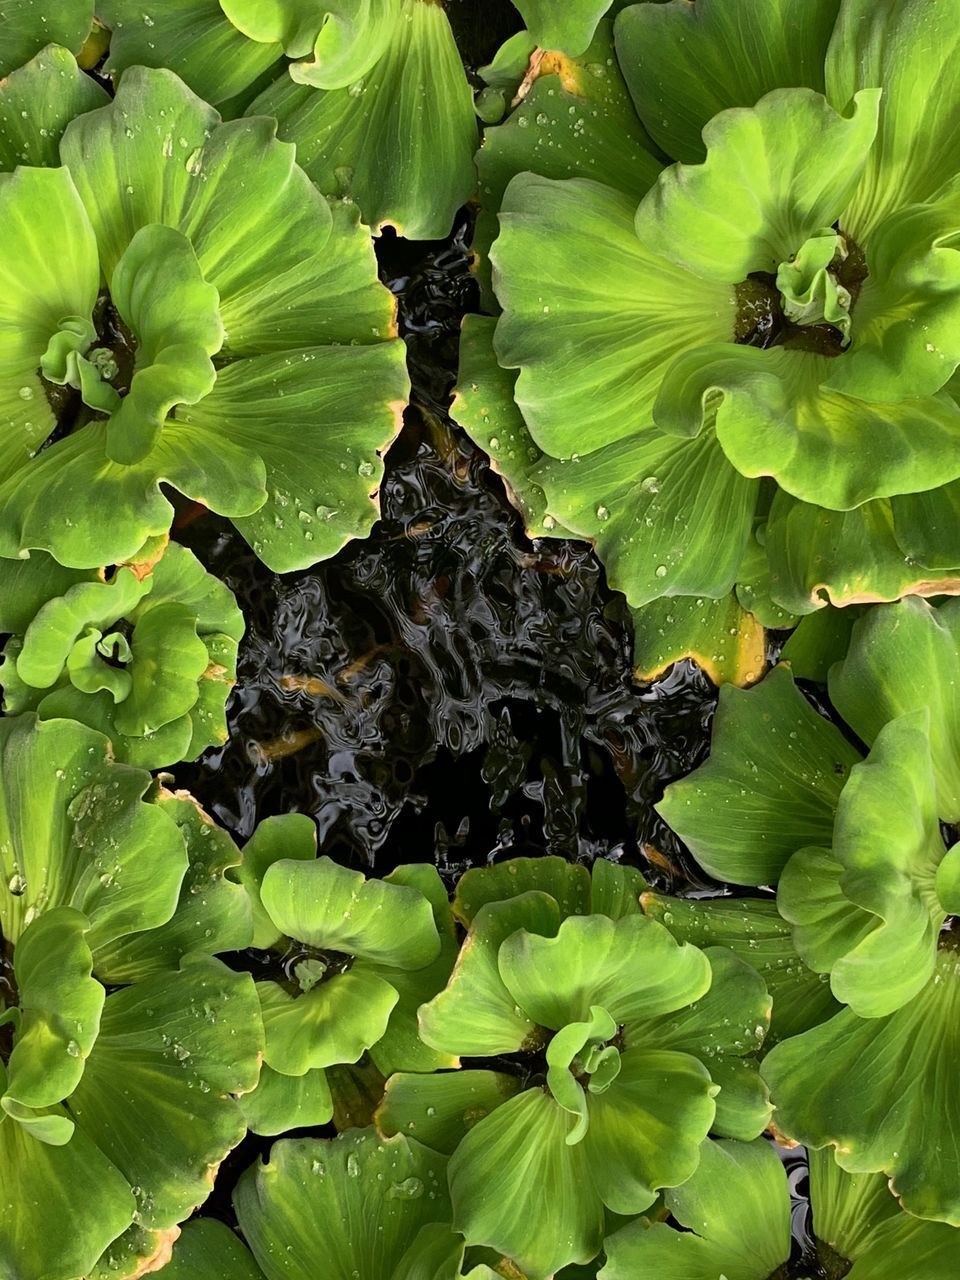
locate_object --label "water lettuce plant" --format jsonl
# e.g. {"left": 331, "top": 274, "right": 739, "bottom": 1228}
{"left": 0, "top": 539, "right": 242, "bottom": 768}
{"left": 460, "top": 0, "right": 960, "bottom": 678}
{"left": 0, "top": 714, "right": 260, "bottom": 1279}
{"left": 237, "top": 813, "right": 456, "bottom": 1136}
{"left": 600, "top": 1138, "right": 959, "bottom": 1279}
{"left": 377, "top": 857, "right": 770, "bottom": 1278}
{"left": 0, "top": 57, "right": 407, "bottom": 572}
{"left": 100, "top": 0, "right": 477, "bottom": 240}
{"left": 660, "top": 600, "right": 960, "bottom": 1221}
{"left": 0, "top": 0, "right": 93, "bottom": 76}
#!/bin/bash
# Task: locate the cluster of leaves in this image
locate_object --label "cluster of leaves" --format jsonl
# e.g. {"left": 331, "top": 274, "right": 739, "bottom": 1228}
{"left": 456, "top": 0, "right": 960, "bottom": 685}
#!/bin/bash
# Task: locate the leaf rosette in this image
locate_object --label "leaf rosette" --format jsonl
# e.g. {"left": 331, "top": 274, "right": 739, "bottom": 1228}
{"left": 659, "top": 607, "right": 960, "bottom": 1221}
{"left": 0, "top": 59, "right": 408, "bottom": 572}
{"left": 237, "top": 814, "right": 456, "bottom": 1136}
{"left": 0, "top": 539, "right": 242, "bottom": 769}
{"left": 99, "top": 0, "right": 477, "bottom": 240}
{"left": 0, "top": 714, "right": 260, "bottom": 1279}
{"left": 377, "top": 857, "right": 770, "bottom": 1278}
{"left": 459, "top": 0, "right": 960, "bottom": 674}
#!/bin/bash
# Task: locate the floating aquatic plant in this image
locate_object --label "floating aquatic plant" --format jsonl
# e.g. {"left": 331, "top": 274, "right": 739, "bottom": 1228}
{"left": 0, "top": 59, "right": 407, "bottom": 572}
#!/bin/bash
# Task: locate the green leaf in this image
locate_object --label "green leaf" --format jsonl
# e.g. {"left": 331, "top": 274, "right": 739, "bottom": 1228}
{"left": 0, "top": 714, "right": 187, "bottom": 951}
{"left": 260, "top": 855, "right": 440, "bottom": 967}
{"left": 69, "top": 954, "right": 262, "bottom": 1229}
{"left": 2, "top": 908, "right": 102, "bottom": 1126}
{"left": 367, "top": 864, "right": 460, "bottom": 1075}
{"left": 376, "top": 1069, "right": 522, "bottom": 1155}
{"left": 163, "top": 1220, "right": 265, "bottom": 1279}
{"left": 452, "top": 856, "right": 590, "bottom": 926}
{"left": 492, "top": 173, "right": 729, "bottom": 459}
{"left": 418, "top": 892, "right": 562, "bottom": 1056}
{"left": 259, "top": 969, "right": 397, "bottom": 1076}
{"left": 240, "top": 1062, "right": 333, "bottom": 1137}
{"left": 830, "top": 597, "right": 960, "bottom": 821}
{"left": 779, "top": 713, "right": 947, "bottom": 1017}
{"left": 0, "top": 0, "right": 93, "bottom": 77}
{"left": 0, "top": 43, "right": 108, "bottom": 170}
{"left": 496, "top": 913, "right": 711, "bottom": 1031}
{"left": 105, "top": 223, "right": 223, "bottom": 465}
{"left": 223, "top": 0, "right": 402, "bottom": 88}
{"left": 471, "top": 20, "right": 661, "bottom": 306}
{"left": 236, "top": 812, "right": 318, "bottom": 950}
{"left": 656, "top": 343, "right": 960, "bottom": 512}
{"left": 624, "top": 946, "right": 771, "bottom": 1139}
{"left": 247, "top": 0, "right": 477, "bottom": 239}
{"left": 599, "top": 1137, "right": 790, "bottom": 1280}
{"left": 778, "top": 605, "right": 864, "bottom": 683}
{"left": 448, "top": 1088, "right": 601, "bottom": 1279}
{"left": 234, "top": 1129, "right": 454, "bottom": 1280}
{"left": 761, "top": 949, "right": 960, "bottom": 1224}
{"left": 630, "top": 592, "right": 766, "bottom": 689}
{"left": 0, "top": 165, "right": 99, "bottom": 490}
{"left": 0, "top": 1102, "right": 134, "bottom": 1280}
{"left": 101, "top": 0, "right": 282, "bottom": 107}
{"left": 0, "top": 553, "right": 93, "bottom": 635}
{"left": 632, "top": 88, "right": 879, "bottom": 283}
{"left": 588, "top": 859, "right": 647, "bottom": 920}
{"left": 641, "top": 893, "right": 839, "bottom": 1043}
{"left": 825, "top": 0, "right": 960, "bottom": 243}
{"left": 765, "top": 492, "right": 960, "bottom": 616}
{"left": 615, "top": 0, "right": 841, "bottom": 163}
{"left": 92, "top": 791, "right": 252, "bottom": 981}
{"left": 512, "top": 0, "right": 613, "bottom": 56}
{"left": 657, "top": 664, "right": 861, "bottom": 885}
{"left": 891, "top": 477, "right": 960, "bottom": 571}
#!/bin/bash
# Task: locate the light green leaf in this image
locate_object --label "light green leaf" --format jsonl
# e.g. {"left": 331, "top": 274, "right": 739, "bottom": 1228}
{"left": 163, "top": 1219, "right": 265, "bottom": 1279}
{"left": 449, "top": 1089, "right": 601, "bottom": 1279}
{"left": 588, "top": 859, "right": 647, "bottom": 920}
{"left": 0, "top": 715, "right": 187, "bottom": 951}
{"left": 419, "top": 892, "right": 561, "bottom": 1056}
{"left": 632, "top": 88, "right": 880, "bottom": 283}
{"left": 367, "top": 864, "right": 460, "bottom": 1075}
{"left": 93, "top": 791, "right": 251, "bottom": 981}
{"left": 0, "top": 165, "right": 98, "bottom": 490}
{"left": 2, "top": 908, "right": 101, "bottom": 1125}
{"left": 492, "top": 174, "right": 730, "bottom": 459}
{"left": 829, "top": 597, "right": 960, "bottom": 821}
{"left": 452, "top": 856, "right": 590, "bottom": 927}
{"left": 106, "top": 223, "right": 223, "bottom": 466}
{"left": 657, "top": 664, "right": 861, "bottom": 885}
{"left": 102, "top": 0, "right": 282, "bottom": 107}
{"left": 376, "top": 1069, "right": 522, "bottom": 1155}
{"left": 766, "top": 492, "right": 960, "bottom": 616}
{"left": 247, "top": 0, "right": 477, "bottom": 239}
{"left": 69, "top": 954, "right": 262, "bottom": 1229}
{"left": 260, "top": 855, "right": 440, "bottom": 968}
{"left": 625, "top": 946, "right": 771, "bottom": 1139}
{"left": 496, "top": 913, "right": 711, "bottom": 1030}
{"left": 656, "top": 343, "right": 960, "bottom": 512}
{"left": 259, "top": 969, "right": 397, "bottom": 1076}
{"left": 780, "top": 713, "right": 947, "bottom": 1017}
{"left": 599, "top": 1137, "right": 790, "bottom": 1280}
{"left": 234, "top": 1129, "right": 453, "bottom": 1280}
{"left": 511, "top": 0, "right": 613, "bottom": 56}
{"left": 471, "top": 20, "right": 660, "bottom": 307}
{"left": 826, "top": 0, "right": 960, "bottom": 242}
{"left": 236, "top": 812, "right": 317, "bottom": 950}
{"left": 642, "top": 893, "right": 839, "bottom": 1043}
{"left": 0, "top": 1101, "right": 134, "bottom": 1280}
{"left": 240, "top": 1062, "right": 333, "bottom": 1137}
{"left": 761, "top": 949, "right": 960, "bottom": 1224}
{"left": 630, "top": 592, "right": 766, "bottom": 689}
{"left": 615, "top": 0, "right": 841, "bottom": 163}
{"left": 0, "top": 0, "right": 93, "bottom": 76}
{"left": 778, "top": 605, "right": 864, "bottom": 683}
{"left": 0, "top": 43, "right": 108, "bottom": 170}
